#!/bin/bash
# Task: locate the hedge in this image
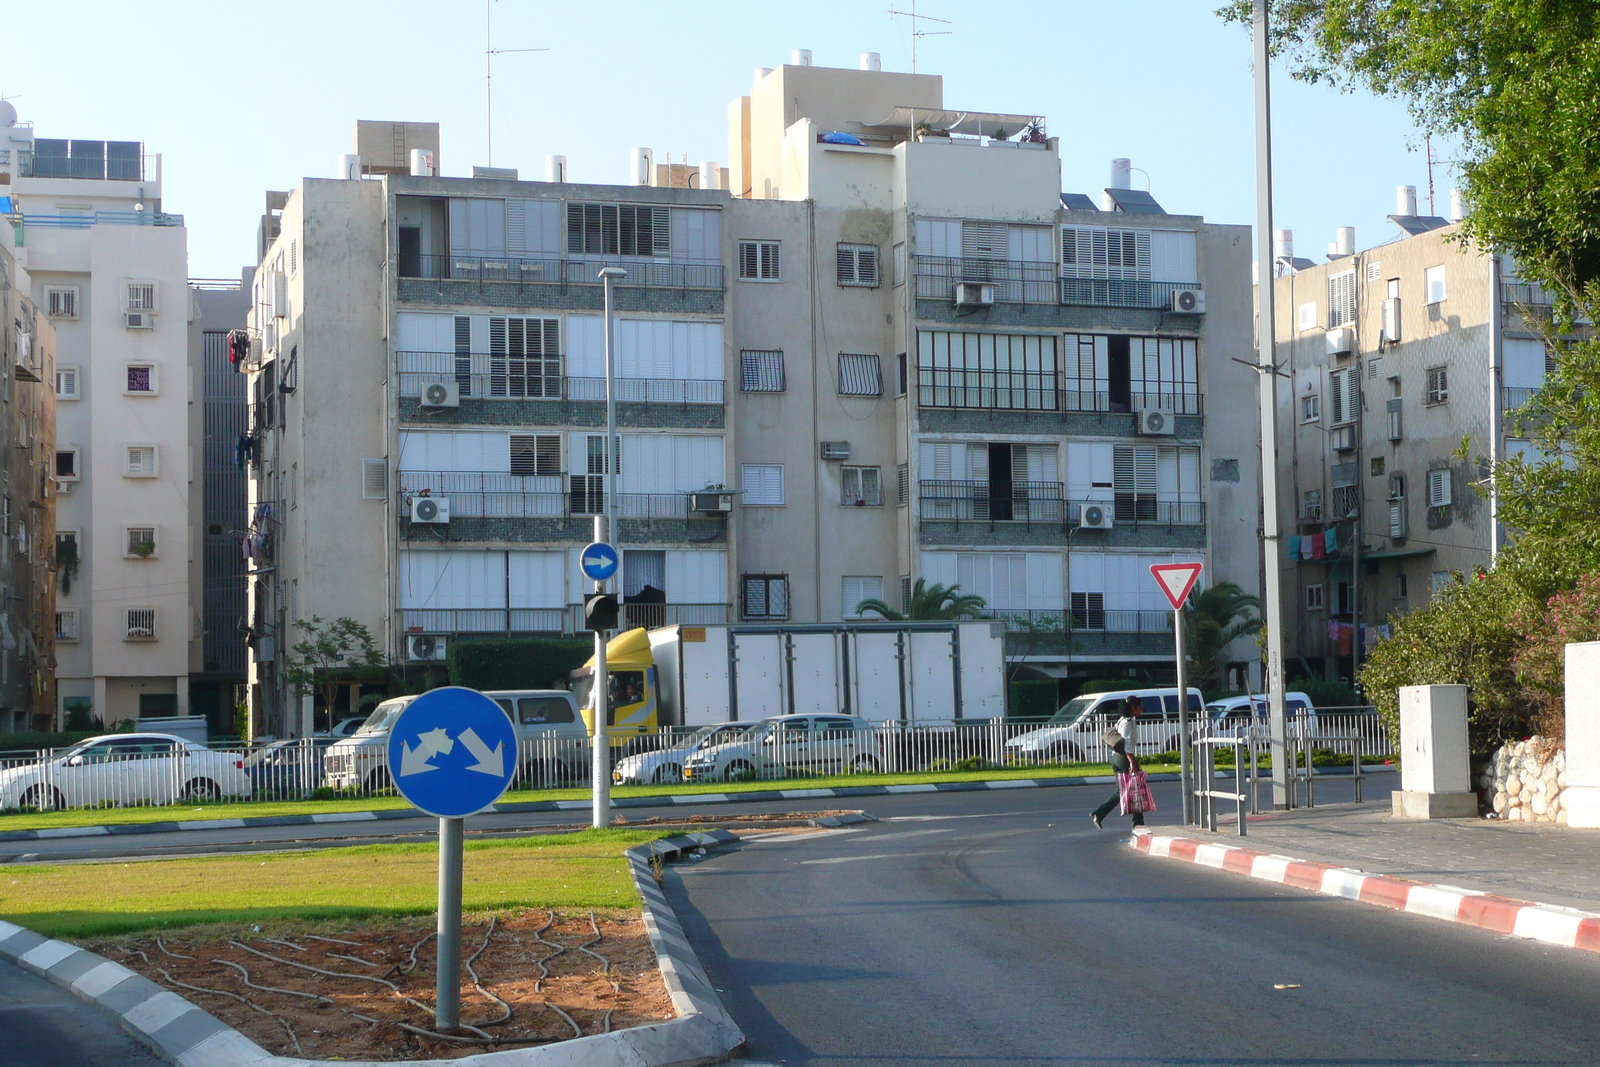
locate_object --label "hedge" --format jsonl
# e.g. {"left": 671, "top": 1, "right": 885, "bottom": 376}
{"left": 1009, "top": 679, "right": 1059, "bottom": 719}
{"left": 447, "top": 637, "right": 593, "bottom": 692}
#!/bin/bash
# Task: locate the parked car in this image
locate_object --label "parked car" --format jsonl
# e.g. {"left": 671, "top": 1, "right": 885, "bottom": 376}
{"left": 317, "top": 717, "right": 367, "bottom": 740}
{"left": 322, "top": 696, "right": 418, "bottom": 792}
{"left": 244, "top": 738, "right": 335, "bottom": 798}
{"left": 613, "top": 722, "right": 761, "bottom": 785}
{"left": 1004, "top": 688, "right": 1204, "bottom": 763}
{"left": 681, "top": 715, "right": 882, "bottom": 782}
{"left": 0, "top": 733, "right": 252, "bottom": 810}
{"left": 1204, "top": 692, "right": 1318, "bottom": 734}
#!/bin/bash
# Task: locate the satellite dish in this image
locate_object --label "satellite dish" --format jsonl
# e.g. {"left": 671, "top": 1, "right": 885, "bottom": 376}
{"left": 0, "top": 101, "right": 16, "bottom": 128}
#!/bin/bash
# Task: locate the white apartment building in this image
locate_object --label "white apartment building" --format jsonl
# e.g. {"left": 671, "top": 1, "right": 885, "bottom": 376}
{"left": 1, "top": 111, "right": 195, "bottom": 727}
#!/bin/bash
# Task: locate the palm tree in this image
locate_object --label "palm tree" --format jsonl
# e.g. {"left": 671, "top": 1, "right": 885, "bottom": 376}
{"left": 855, "top": 579, "right": 987, "bottom": 621}
{"left": 1183, "top": 581, "right": 1262, "bottom": 692}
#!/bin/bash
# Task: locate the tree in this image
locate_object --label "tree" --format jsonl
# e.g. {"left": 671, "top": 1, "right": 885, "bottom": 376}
{"left": 854, "top": 579, "right": 987, "bottom": 621}
{"left": 281, "top": 616, "right": 387, "bottom": 729}
{"left": 1218, "top": 1, "right": 1600, "bottom": 308}
{"left": 1182, "top": 581, "right": 1261, "bottom": 693}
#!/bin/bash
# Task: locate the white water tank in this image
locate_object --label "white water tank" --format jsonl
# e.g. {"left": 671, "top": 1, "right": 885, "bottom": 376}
{"left": 547, "top": 155, "right": 567, "bottom": 183}
{"left": 1397, "top": 184, "right": 1418, "bottom": 215}
{"left": 409, "top": 148, "right": 435, "bottom": 177}
{"left": 1450, "top": 188, "right": 1466, "bottom": 222}
{"left": 631, "top": 147, "right": 654, "bottom": 186}
{"left": 1274, "top": 229, "right": 1294, "bottom": 261}
{"left": 698, "top": 161, "right": 719, "bottom": 190}
{"left": 792, "top": 49, "right": 813, "bottom": 66}
{"left": 1334, "top": 226, "right": 1355, "bottom": 257}
{"left": 1109, "top": 158, "right": 1132, "bottom": 189}
{"left": 337, "top": 153, "right": 361, "bottom": 180}
{"left": 754, "top": 67, "right": 773, "bottom": 84}
{"left": 860, "top": 52, "right": 881, "bottom": 71}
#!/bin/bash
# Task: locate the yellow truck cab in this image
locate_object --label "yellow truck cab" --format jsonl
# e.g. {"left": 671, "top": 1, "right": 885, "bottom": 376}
{"left": 569, "top": 627, "right": 659, "bottom": 739}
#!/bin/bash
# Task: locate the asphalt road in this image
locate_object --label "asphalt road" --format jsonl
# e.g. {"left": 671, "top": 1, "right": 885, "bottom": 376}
{"left": 0, "top": 957, "right": 165, "bottom": 1067}
{"left": 666, "top": 780, "right": 1600, "bottom": 1067}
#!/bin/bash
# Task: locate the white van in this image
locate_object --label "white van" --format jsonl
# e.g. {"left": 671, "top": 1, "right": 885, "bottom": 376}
{"left": 1204, "top": 692, "right": 1318, "bottom": 733}
{"left": 1005, "top": 687, "right": 1204, "bottom": 763}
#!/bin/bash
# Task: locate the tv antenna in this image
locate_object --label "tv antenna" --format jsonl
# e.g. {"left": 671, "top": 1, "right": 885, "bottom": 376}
{"left": 1425, "top": 135, "right": 1437, "bottom": 216}
{"left": 888, "top": 1, "right": 951, "bottom": 73}
{"left": 485, "top": 0, "right": 548, "bottom": 166}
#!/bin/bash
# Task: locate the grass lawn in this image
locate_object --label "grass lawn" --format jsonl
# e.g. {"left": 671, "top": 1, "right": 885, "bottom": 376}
{"left": 0, "top": 761, "right": 1180, "bottom": 834}
{"left": 0, "top": 828, "right": 662, "bottom": 939}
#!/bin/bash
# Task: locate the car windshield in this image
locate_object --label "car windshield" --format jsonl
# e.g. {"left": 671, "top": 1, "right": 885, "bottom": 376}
{"left": 1047, "top": 697, "right": 1098, "bottom": 725}
{"left": 691, "top": 723, "right": 757, "bottom": 750}
{"left": 357, "top": 701, "right": 408, "bottom": 735}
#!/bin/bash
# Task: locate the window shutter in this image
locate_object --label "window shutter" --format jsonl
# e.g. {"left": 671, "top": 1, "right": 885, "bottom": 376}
{"left": 897, "top": 463, "right": 909, "bottom": 505}
{"left": 362, "top": 458, "right": 389, "bottom": 499}
{"left": 1428, "top": 469, "right": 1452, "bottom": 508}
{"left": 837, "top": 353, "right": 883, "bottom": 396}
{"left": 1327, "top": 271, "right": 1356, "bottom": 327}
{"left": 836, "top": 244, "right": 856, "bottom": 284}
{"left": 125, "top": 446, "right": 156, "bottom": 477}
{"left": 740, "top": 349, "right": 785, "bottom": 392}
{"left": 961, "top": 222, "right": 1006, "bottom": 259}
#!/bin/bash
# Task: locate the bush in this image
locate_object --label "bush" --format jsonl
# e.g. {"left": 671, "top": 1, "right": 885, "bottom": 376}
{"left": 447, "top": 638, "right": 593, "bottom": 692}
{"left": 1072, "top": 678, "right": 1141, "bottom": 697}
{"left": 1009, "top": 679, "right": 1058, "bottom": 719}
{"left": 1287, "top": 677, "right": 1361, "bottom": 709}
{"left": 1508, "top": 572, "right": 1600, "bottom": 744}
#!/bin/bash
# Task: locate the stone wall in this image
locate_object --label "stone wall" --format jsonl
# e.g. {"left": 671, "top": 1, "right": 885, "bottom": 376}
{"left": 1481, "top": 738, "right": 1569, "bottom": 824}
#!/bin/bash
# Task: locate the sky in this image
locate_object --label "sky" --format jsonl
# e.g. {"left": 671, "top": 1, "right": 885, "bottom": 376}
{"left": 3, "top": 1, "right": 1460, "bottom": 278}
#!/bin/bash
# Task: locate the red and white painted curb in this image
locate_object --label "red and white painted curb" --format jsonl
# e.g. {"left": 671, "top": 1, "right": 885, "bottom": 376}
{"left": 1130, "top": 830, "right": 1600, "bottom": 954}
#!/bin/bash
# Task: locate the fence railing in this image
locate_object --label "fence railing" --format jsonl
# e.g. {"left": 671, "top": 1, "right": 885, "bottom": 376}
{"left": 19, "top": 211, "right": 184, "bottom": 228}
{"left": 19, "top": 151, "right": 156, "bottom": 182}
{"left": 1500, "top": 281, "right": 1556, "bottom": 308}
{"left": 1059, "top": 390, "right": 1204, "bottom": 416}
{"left": 401, "top": 255, "right": 723, "bottom": 290}
{"left": 917, "top": 378, "right": 1203, "bottom": 417}
{"left": 919, "top": 480, "right": 1065, "bottom": 523}
{"left": 396, "top": 352, "right": 724, "bottom": 404}
{"left": 1502, "top": 386, "right": 1539, "bottom": 411}
{"left": 912, "top": 256, "right": 1062, "bottom": 305}
{"left": 398, "top": 475, "right": 703, "bottom": 522}
{"left": 1059, "top": 278, "right": 1199, "bottom": 310}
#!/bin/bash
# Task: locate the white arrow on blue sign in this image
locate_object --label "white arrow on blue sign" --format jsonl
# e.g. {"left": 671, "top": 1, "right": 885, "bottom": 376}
{"left": 386, "top": 687, "right": 518, "bottom": 819}
{"left": 580, "top": 541, "right": 620, "bottom": 582}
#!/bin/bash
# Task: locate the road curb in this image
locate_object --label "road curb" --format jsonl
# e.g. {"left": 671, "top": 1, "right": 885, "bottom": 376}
{"left": 0, "top": 831, "right": 747, "bottom": 1067}
{"left": 1128, "top": 829, "right": 1600, "bottom": 955}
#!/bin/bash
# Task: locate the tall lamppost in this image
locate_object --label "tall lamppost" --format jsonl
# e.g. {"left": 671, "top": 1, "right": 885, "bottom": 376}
{"left": 591, "top": 267, "right": 627, "bottom": 828}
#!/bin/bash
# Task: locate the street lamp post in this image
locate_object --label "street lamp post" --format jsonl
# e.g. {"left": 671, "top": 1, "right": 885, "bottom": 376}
{"left": 592, "top": 267, "right": 627, "bottom": 829}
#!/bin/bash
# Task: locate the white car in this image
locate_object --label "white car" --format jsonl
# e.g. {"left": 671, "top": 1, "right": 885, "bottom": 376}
{"left": 681, "top": 715, "right": 882, "bottom": 782}
{"left": 613, "top": 722, "right": 760, "bottom": 786}
{"left": 1205, "top": 692, "right": 1318, "bottom": 734}
{"left": 322, "top": 696, "right": 418, "bottom": 792}
{"left": 0, "top": 733, "right": 252, "bottom": 810}
{"left": 1005, "top": 688, "right": 1203, "bottom": 763}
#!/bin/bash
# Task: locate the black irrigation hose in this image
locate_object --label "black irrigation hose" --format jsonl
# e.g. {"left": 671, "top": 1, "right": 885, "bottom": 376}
{"left": 580, "top": 911, "right": 622, "bottom": 993}
{"left": 155, "top": 937, "right": 191, "bottom": 960}
{"left": 325, "top": 952, "right": 387, "bottom": 970}
{"left": 261, "top": 937, "right": 307, "bottom": 953}
{"left": 226, "top": 941, "right": 435, "bottom": 1018}
{"left": 158, "top": 968, "right": 303, "bottom": 1056}
{"left": 402, "top": 930, "right": 435, "bottom": 975}
{"left": 211, "top": 958, "right": 331, "bottom": 1006}
{"left": 529, "top": 911, "right": 567, "bottom": 993}
{"left": 465, "top": 917, "right": 512, "bottom": 1027}
{"left": 302, "top": 934, "right": 362, "bottom": 948}
{"left": 393, "top": 1022, "right": 549, "bottom": 1047}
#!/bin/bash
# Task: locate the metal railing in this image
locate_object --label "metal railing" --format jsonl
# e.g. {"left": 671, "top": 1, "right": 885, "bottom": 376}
{"left": 398, "top": 474, "right": 705, "bottom": 521}
{"left": 1502, "top": 386, "right": 1539, "bottom": 411}
{"left": 912, "top": 256, "right": 1061, "bottom": 305}
{"left": 916, "top": 377, "right": 1202, "bottom": 417}
{"left": 1060, "top": 278, "right": 1199, "bottom": 310}
{"left": 396, "top": 352, "right": 723, "bottom": 404}
{"left": 1111, "top": 497, "right": 1206, "bottom": 525}
{"left": 1059, "top": 390, "right": 1204, "bottom": 416}
{"left": 1501, "top": 281, "right": 1556, "bottom": 308}
{"left": 919, "top": 480, "right": 1065, "bottom": 522}
{"left": 401, "top": 254, "right": 723, "bottom": 290}
{"left": 19, "top": 211, "right": 183, "bottom": 228}
{"left": 18, "top": 151, "right": 156, "bottom": 182}
{"left": 401, "top": 608, "right": 567, "bottom": 634}
{"left": 1330, "top": 485, "right": 1361, "bottom": 519}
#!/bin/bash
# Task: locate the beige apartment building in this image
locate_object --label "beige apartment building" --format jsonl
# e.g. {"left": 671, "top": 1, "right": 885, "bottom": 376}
{"left": 1267, "top": 189, "right": 1562, "bottom": 681}
{"left": 246, "top": 55, "right": 1261, "bottom": 735}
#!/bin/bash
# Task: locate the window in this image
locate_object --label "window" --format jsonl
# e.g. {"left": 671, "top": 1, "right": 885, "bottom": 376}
{"left": 124, "top": 445, "right": 157, "bottom": 478}
{"left": 836, "top": 243, "right": 879, "bottom": 287}
{"left": 893, "top": 242, "right": 906, "bottom": 286}
{"left": 900, "top": 575, "right": 913, "bottom": 613}
{"left": 487, "top": 317, "right": 560, "bottom": 399}
{"left": 897, "top": 463, "right": 909, "bottom": 506}
{"left": 837, "top": 353, "right": 883, "bottom": 396}
{"left": 1297, "top": 302, "right": 1317, "bottom": 331}
{"left": 288, "top": 238, "right": 298, "bottom": 276}
{"left": 362, "top": 459, "right": 389, "bottom": 500}
{"left": 1329, "top": 367, "right": 1359, "bottom": 426}
{"left": 567, "top": 203, "right": 668, "bottom": 257}
{"left": 841, "top": 466, "right": 882, "bottom": 507}
{"left": 919, "top": 331, "right": 1059, "bottom": 410}
{"left": 1397, "top": 573, "right": 1409, "bottom": 599}
{"left": 842, "top": 576, "right": 884, "bottom": 618}
{"left": 1367, "top": 260, "right": 1383, "bottom": 283}
{"left": 895, "top": 352, "right": 907, "bottom": 397}
{"left": 1432, "top": 570, "right": 1451, "bottom": 593}
{"left": 56, "top": 366, "right": 80, "bottom": 400}
{"left": 55, "top": 611, "right": 78, "bottom": 642}
{"left": 55, "top": 449, "right": 79, "bottom": 481}
{"left": 742, "top": 574, "right": 789, "bottom": 620}
{"left": 1368, "top": 356, "right": 1384, "bottom": 380}
{"left": 1301, "top": 488, "right": 1322, "bottom": 520}
{"left": 1425, "top": 265, "right": 1447, "bottom": 304}
{"left": 1425, "top": 366, "right": 1449, "bottom": 405}
{"left": 1112, "top": 446, "right": 1158, "bottom": 521}
{"left": 1388, "top": 278, "right": 1401, "bottom": 300}
{"left": 1327, "top": 271, "right": 1357, "bottom": 328}
{"left": 1371, "top": 457, "right": 1386, "bottom": 476}
{"left": 1070, "top": 591, "right": 1106, "bottom": 630}
{"left": 1301, "top": 394, "right": 1320, "bottom": 423}
{"left": 1427, "top": 468, "right": 1453, "bottom": 508}
{"left": 124, "top": 526, "right": 157, "bottom": 558}
{"left": 1305, "top": 584, "right": 1325, "bottom": 610}
{"left": 124, "top": 363, "right": 158, "bottom": 394}
{"left": 510, "top": 434, "right": 561, "bottom": 476}
{"left": 741, "top": 464, "right": 784, "bottom": 506}
{"left": 1061, "top": 227, "right": 1150, "bottom": 279}
{"left": 570, "top": 434, "right": 614, "bottom": 514}
{"left": 740, "top": 349, "right": 785, "bottom": 392}
{"left": 738, "top": 240, "right": 780, "bottom": 281}
{"left": 125, "top": 281, "right": 158, "bottom": 313}
{"left": 126, "top": 608, "right": 157, "bottom": 640}
{"left": 44, "top": 286, "right": 78, "bottom": 319}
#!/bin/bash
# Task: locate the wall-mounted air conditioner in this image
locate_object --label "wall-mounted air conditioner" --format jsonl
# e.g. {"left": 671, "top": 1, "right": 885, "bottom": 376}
{"left": 1389, "top": 500, "right": 1408, "bottom": 538}
{"left": 1325, "top": 327, "right": 1354, "bottom": 356}
{"left": 820, "top": 441, "right": 851, "bottom": 461}
{"left": 1136, "top": 408, "right": 1177, "bottom": 436}
{"left": 407, "top": 634, "right": 448, "bottom": 662}
{"left": 124, "top": 312, "right": 154, "bottom": 330}
{"left": 1078, "top": 502, "right": 1113, "bottom": 530}
{"left": 1170, "top": 288, "right": 1205, "bottom": 314}
{"left": 690, "top": 491, "right": 734, "bottom": 513}
{"left": 1381, "top": 298, "right": 1402, "bottom": 344}
{"left": 1330, "top": 424, "right": 1358, "bottom": 451}
{"left": 410, "top": 496, "right": 450, "bottom": 523}
{"left": 420, "top": 380, "right": 460, "bottom": 408}
{"left": 953, "top": 281, "right": 994, "bottom": 307}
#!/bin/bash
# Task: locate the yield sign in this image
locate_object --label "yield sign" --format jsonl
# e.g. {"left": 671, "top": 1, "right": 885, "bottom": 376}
{"left": 1149, "top": 562, "right": 1203, "bottom": 611}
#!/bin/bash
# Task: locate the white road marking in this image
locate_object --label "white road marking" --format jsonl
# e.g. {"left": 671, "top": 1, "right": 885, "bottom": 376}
{"left": 853, "top": 827, "right": 955, "bottom": 841}
{"left": 883, "top": 812, "right": 1012, "bottom": 823}
{"left": 801, "top": 848, "right": 1006, "bottom": 865}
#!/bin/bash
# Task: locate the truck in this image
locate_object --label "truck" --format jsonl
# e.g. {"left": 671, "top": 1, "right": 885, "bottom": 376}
{"left": 570, "top": 620, "right": 1007, "bottom": 730}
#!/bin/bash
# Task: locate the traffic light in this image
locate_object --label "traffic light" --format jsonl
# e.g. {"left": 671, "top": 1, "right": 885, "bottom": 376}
{"left": 583, "top": 592, "right": 619, "bottom": 632}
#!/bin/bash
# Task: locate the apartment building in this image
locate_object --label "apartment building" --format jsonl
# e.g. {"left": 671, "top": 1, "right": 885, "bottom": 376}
{"left": 0, "top": 211, "right": 59, "bottom": 731}
{"left": 246, "top": 58, "right": 1260, "bottom": 734}
{"left": 1267, "top": 188, "right": 1563, "bottom": 680}
{"left": 1, "top": 108, "right": 194, "bottom": 727}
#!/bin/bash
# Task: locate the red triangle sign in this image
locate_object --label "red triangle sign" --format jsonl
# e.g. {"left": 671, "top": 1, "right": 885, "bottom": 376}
{"left": 1149, "top": 562, "right": 1203, "bottom": 611}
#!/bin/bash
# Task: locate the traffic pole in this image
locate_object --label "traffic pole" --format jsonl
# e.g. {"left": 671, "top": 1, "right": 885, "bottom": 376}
{"left": 591, "top": 521, "right": 611, "bottom": 829}
{"left": 1174, "top": 609, "right": 1193, "bottom": 826}
{"left": 435, "top": 816, "right": 464, "bottom": 1030}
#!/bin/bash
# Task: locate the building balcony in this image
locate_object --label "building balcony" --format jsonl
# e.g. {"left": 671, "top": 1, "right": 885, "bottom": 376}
{"left": 398, "top": 472, "right": 719, "bottom": 521}
{"left": 915, "top": 377, "right": 1202, "bottom": 416}
{"left": 918, "top": 482, "right": 1205, "bottom": 528}
{"left": 400, "top": 254, "right": 723, "bottom": 290}
{"left": 397, "top": 353, "right": 724, "bottom": 405}
{"left": 1500, "top": 281, "right": 1556, "bottom": 309}
{"left": 400, "top": 602, "right": 729, "bottom": 636}
{"left": 16, "top": 210, "right": 183, "bottom": 228}
{"left": 16, "top": 143, "right": 155, "bottom": 182}
{"left": 1059, "top": 277, "right": 1200, "bottom": 311}
{"left": 911, "top": 256, "right": 1202, "bottom": 312}
{"left": 1502, "top": 386, "right": 1539, "bottom": 411}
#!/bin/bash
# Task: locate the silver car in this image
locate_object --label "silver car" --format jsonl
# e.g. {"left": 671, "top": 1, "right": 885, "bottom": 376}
{"left": 681, "top": 715, "right": 882, "bottom": 782}
{"left": 613, "top": 722, "right": 760, "bottom": 786}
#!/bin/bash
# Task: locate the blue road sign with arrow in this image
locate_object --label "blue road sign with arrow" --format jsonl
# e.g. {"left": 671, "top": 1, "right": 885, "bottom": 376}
{"left": 580, "top": 541, "right": 619, "bottom": 583}
{"left": 385, "top": 687, "right": 518, "bottom": 819}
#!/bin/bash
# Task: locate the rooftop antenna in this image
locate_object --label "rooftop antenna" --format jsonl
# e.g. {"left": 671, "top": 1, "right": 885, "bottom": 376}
{"left": 486, "top": 0, "right": 548, "bottom": 166}
{"left": 888, "top": 0, "right": 951, "bottom": 73}
{"left": 1425, "top": 135, "right": 1437, "bottom": 216}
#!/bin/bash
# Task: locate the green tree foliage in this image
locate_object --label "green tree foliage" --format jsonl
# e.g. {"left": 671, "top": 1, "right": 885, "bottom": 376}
{"left": 854, "top": 579, "right": 987, "bottom": 621}
{"left": 447, "top": 638, "right": 592, "bottom": 692}
{"left": 1218, "top": 0, "right": 1600, "bottom": 305}
{"left": 1009, "top": 679, "right": 1060, "bottom": 719}
{"left": 1183, "top": 581, "right": 1261, "bottom": 693}
{"left": 1507, "top": 572, "right": 1600, "bottom": 741}
{"left": 281, "top": 616, "right": 387, "bottom": 721}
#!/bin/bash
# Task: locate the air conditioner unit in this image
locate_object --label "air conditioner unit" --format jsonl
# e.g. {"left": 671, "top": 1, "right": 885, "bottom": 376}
{"left": 819, "top": 441, "right": 851, "bottom": 461}
{"left": 420, "top": 380, "right": 460, "bottom": 408}
{"left": 55, "top": 479, "right": 73, "bottom": 495}
{"left": 690, "top": 490, "right": 734, "bottom": 513}
{"left": 410, "top": 495, "right": 450, "bottom": 523}
{"left": 1330, "top": 424, "right": 1358, "bottom": 451}
{"left": 953, "top": 281, "right": 994, "bottom": 307}
{"left": 407, "top": 634, "right": 448, "bottom": 662}
{"left": 1389, "top": 500, "right": 1408, "bottom": 538}
{"left": 1079, "top": 502, "right": 1113, "bottom": 530}
{"left": 1381, "top": 298, "right": 1402, "bottom": 344}
{"left": 1325, "top": 327, "right": 1354, "bottom": 356}
{"left": 124, "top": 312, "right": 154, "bottom": 330}
{"left": 1169, "top": 288, "right": 1205, "bottom": 314}
{"left": 1136, "top": 408, "right": 1177, "bottom": 436}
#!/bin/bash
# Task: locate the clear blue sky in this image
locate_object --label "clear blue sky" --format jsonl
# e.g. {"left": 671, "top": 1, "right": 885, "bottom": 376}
{"left": 4, "top": 1, "right": 1459, "bottom": 278}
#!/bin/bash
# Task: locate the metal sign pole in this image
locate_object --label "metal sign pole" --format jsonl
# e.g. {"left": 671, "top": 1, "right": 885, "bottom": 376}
{"left": 1174, "top": 609, "right": 1193, "bottom": 826}
{"left": 592, "top": 266, "right": 624, "bottom": 831}
{"left": 591, "top": 552, "right": 610, "bottom": 830}
{"left": 436, "top": 816, "right": 464, "bottom": 1031}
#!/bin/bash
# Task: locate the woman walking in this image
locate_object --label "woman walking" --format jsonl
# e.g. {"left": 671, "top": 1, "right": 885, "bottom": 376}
{"left": 1091, "top": 695, "right": 1155, "bottom": 829}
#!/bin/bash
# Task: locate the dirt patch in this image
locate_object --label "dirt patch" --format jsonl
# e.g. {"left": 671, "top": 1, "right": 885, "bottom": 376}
{"left": 90, "top": 912, "right": 671, "bottom": 1061}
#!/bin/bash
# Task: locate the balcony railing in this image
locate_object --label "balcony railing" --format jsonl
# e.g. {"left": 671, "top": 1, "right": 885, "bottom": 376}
{"left": 912, "top": 256, "right": 1061, "bottom": 305}
{"left": 916, "top": 375, "right": 1202, "bottom": 416}
{"left": 1501, "top": 282, "right": 1556, "bottom": 308}
{"left": 981, "top": 608, "right": 1174, "bottom": 634}
{"left": 396, "top": 352, "right": 724, "bottom": 404}
{"left": 402, "top": 602, "right": 730, "bottom": 636}
{"left": 1502, "top": 386, "right": 1539, "bottom": 411}
{"left": 1059, "top": 278, "right": 1199, "bottom": 310}
{"left": 401, "top": 254, "right": 723, "bottom": 290}
{"left": 920, "top": 480, "right": 1066, "bottom": 522}
{"left": 18, "top": 149, "right": 156, "bottom": 182}
{"left": 399, "top": 472, "right": 709, "bottom": 520}
{"left": 1058, "top": 390, "right": 1204, "bottom": 416}
{"left": 18, "top": 211, "right": 183, "bottom": 228}
{"left": 1109, "top": 498, "right": 1207, "bottom": 525}
{"left": 1330, "top": 485, "right": 1361, "bottom": 520}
